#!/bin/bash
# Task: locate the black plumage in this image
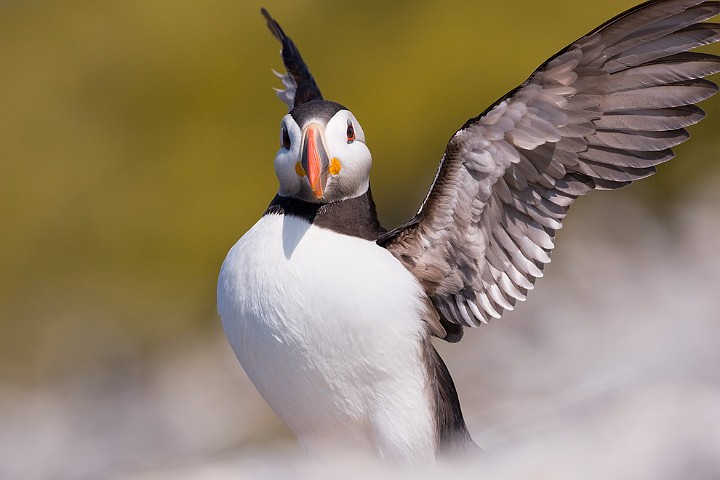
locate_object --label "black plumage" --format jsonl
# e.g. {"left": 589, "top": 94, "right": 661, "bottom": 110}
{"left": 261, "top": 8, "right": 323, "bottom": 107}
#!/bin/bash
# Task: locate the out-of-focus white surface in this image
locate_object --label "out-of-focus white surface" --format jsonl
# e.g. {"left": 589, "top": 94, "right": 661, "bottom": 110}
{"left": 2, "top": 187, "right": 720, "bottom": 480}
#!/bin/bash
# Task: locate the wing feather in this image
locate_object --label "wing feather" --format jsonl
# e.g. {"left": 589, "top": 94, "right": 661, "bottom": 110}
{"left": 261, "top": 8, "right": 323, "bottom": 110}
{"left": 379, "top": 0, "right": 720, "bottom": 336}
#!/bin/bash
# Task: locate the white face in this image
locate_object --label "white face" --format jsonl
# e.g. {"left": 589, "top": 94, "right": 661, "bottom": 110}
{"left": 273, "top": 109, "right": 372, "bottom": 203}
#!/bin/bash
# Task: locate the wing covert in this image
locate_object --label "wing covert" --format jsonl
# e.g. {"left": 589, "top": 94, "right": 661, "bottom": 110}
{"left": 380, "top": 0, "right": 720, "bottom": 335}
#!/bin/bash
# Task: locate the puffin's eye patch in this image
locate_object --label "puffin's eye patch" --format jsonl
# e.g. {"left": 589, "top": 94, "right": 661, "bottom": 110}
{"left": 282, "top": 126, "right": 291, "bottom": 149}
{"left": 346, "top": 119, "right": 355, "bottom": 143}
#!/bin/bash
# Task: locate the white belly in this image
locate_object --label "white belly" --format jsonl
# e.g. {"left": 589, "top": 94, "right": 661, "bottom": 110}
{"left": 217, "top": 213, "right": 436, "bottom": 460}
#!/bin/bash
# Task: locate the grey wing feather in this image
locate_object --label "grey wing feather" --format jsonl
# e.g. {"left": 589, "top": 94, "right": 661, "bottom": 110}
{"left": 379, "top": 0, "right": 720, "bottom": 338}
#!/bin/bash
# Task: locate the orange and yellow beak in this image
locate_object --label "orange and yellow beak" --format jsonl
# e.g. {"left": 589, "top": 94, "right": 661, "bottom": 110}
{"left": 301, "top": 123, "right": 329, "bottom": 200}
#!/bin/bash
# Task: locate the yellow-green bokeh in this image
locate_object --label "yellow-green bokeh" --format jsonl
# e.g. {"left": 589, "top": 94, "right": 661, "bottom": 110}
{"left": 1, "top": 0, "right": 718, "bottom": 379}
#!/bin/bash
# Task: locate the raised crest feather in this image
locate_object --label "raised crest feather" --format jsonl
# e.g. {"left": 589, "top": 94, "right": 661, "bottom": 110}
{"left": 261, "top": 8, "right": 323, "bottom": 110}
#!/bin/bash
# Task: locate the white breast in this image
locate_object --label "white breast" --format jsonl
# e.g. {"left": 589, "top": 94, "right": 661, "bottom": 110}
{"left": 217, "top": 213, "right": 436, "bottom": 460}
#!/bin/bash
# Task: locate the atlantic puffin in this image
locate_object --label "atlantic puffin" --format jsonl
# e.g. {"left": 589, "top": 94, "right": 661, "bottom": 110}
{"left": 218, "top": 0, "right": 720, "bottom": 461}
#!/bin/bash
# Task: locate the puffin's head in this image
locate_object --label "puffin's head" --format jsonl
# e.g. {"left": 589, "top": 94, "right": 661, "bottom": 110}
{"left": 274, "top": 99, "right": 371, "bottom": 204}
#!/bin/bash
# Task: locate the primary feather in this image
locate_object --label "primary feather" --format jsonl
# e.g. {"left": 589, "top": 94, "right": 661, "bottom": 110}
{"left": 379, "top": 0, "right": 720, "bottom": 331}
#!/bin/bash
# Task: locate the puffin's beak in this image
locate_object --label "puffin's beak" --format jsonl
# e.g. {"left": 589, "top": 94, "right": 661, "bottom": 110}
{"left": 301, "top": 123, "right": 329, "bottom": 200}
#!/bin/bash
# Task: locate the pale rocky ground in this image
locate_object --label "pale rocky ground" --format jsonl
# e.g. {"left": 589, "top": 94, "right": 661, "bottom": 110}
{"left": 3, "top": 187, "right": 720, "bottom": 480}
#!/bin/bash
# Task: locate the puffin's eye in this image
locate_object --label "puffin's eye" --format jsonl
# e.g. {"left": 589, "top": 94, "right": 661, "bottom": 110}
{"left": 346, "top": 120, "right": 355, "bottom": 143}
{"left": 281, "top": 126, "right": 291, "bottom": 149}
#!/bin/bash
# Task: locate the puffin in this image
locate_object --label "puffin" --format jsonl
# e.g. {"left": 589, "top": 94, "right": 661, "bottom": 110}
{"left": 218, "top": 0, "right": 720, "bottom": 462}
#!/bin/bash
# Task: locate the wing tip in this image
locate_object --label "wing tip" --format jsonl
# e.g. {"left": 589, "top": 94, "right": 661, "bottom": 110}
{"left": 259, "top": 7, "right": 323, "bottom": 108}
{"left": 260, "top": 8, "right": 285, "bottom": 43}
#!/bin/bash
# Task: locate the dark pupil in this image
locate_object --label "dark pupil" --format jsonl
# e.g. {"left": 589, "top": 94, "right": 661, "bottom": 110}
{"left": 346, "top": 124, "right": 354, "bottom": 139}
{"left": 282, "top": 128, "right": 291, "bottom": 148}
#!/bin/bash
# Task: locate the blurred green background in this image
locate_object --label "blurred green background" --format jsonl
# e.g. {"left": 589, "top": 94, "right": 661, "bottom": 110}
{"left": 1, "top": 1, "right": 719, "bottom": 474}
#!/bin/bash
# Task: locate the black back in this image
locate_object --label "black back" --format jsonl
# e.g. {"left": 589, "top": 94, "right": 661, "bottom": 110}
{"left": 423, "top": 341, "right": 478, "bottom": 456}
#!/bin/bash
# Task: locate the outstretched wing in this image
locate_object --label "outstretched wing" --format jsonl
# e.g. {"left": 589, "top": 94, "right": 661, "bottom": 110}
{"left": 261, "top": 8, "right": 323, "bottom": 109}
{"left": 379, "top": 0, "right": 720, "bottom": 337}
